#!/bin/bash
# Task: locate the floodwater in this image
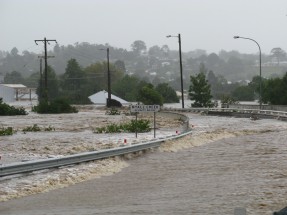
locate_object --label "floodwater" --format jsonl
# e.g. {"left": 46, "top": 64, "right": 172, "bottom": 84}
{"left": 1, "top": 114, "right": 287, "bottom": 215}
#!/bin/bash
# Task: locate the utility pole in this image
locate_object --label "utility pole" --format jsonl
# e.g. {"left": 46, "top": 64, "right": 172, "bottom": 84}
{"left": 166, "top": 33, "right": 185, "bottom": 108}
{"left": 100, "top": 47, "right": 112, "bottom": 107}
{"left": 107, "top": 47, "right": 111, "bottom": 106}
{"left": 38, "top": 55, "right": 55, "bottom": 101}
{"left": 35, "top": 37, "right": 57, "bottom": 101}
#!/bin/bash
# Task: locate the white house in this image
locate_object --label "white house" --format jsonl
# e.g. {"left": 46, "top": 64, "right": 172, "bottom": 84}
{"left": 88, "top": 90, "right": 130, "bottom": 105}
{"left": 0, "top": 84, "right": 34, "bottom": 103}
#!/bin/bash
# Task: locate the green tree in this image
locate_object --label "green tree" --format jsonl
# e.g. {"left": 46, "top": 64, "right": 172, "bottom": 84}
{"left": 262, "top": 72, "right": 287, "bottom": 105}
{"left": 148, "top": 45, "right": 161, "bottom": 57}
{"left": 24, "top": 72, "right": 40, "bottom": 88}
{"left": 189, "top": 67, "right": 213, "bottom": 107}
{"left": 36, "top": 65, "right": 59, "bottom": 102}
{"left": 112, "top": 75, "right": 141, "bottom": 101}
{"left": 270, "top": 47, "right": 286, "bottom": 66}
{"left": 114, "top": 60, "right": 126, "bottom": 73}
{"left": 84, "top": 61, "right": 124, "bottom": 96}
{"left": 220, "top": 94, "right": 238, "bottom": 107}
{"left": 62, "top": 59, "right": 85, "bottom": 91}
{"left": 231, "top": 85, "right": 254, "bottom": 101}
{"left": 4, "top": 71, "right": 24, "bottom": 84}
{"left": 131, "top": 40, "right": 146, "bottom": 55}
{"left": 60, "top": 59, "right": 92, "bottom": 104}
{"left": 155, "top": 83, "right": 179, "bottom": 103}
{"left": 262, "top": 77, "right": 281, "bottom": 104}
{"left": 137, "top": 84, "right": 163, "bottom": 106}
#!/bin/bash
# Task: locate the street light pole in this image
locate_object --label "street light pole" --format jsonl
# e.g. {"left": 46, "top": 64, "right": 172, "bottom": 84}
{"left": 167, "top": 33, "right": 185, "bottom": 109}
{"left": 233, "top": 36, "right": 262, "bottom": 109}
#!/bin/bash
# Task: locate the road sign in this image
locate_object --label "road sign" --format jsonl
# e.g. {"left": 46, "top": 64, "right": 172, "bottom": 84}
{"left": 130, "top": 105, "right": 160, "bottom": 112}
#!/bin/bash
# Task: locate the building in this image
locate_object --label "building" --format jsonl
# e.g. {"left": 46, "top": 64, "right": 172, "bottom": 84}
{"left": 88, "top": 90, "right": 130, "bottom": 105}
{"left": 0, "top": 84, "right": 37, "bottom": 103}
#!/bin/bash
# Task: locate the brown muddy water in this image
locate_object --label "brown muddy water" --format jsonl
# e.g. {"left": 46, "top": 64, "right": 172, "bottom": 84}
{"left": 1, "top": 114, "right": 287, "bottom": 215}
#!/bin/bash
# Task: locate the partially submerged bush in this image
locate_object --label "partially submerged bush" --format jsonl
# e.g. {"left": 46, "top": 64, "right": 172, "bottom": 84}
{"left": 123, "top": 119, "right": 151, "bottom": 132}
{"left": 0, "top": 127, "right": 14, "bottom": 136}
{"left": 22, "top": 124, "right": 41, "bottom": 132}
{"left": 95, "top": 119, "right": 151, "bottom": 133}
{"left": 33, "top": 98, "right": 78, "bottom": 114}
{"left": 0, "top": 99, "right": 27, "bottom": 116}
{"left": 22, "top": 124, "right": 55, "bottom": 132}
{"left": 105, "top": 108, "right": 121, "bottom": 115}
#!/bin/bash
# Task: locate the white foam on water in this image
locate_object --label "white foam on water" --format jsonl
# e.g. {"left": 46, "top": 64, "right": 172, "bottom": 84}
{"left": 0, "top": 158, "right": 129, "bottom": 202}
{"left": 160, "top": 128, "right": 276, "bottom": 153}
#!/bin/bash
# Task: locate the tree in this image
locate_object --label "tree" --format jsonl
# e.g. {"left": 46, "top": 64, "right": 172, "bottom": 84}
{"left": 148, "top": 45, "right": 161, "bottom": 57}
{"left": 189, "top": 66, "right": 213, "bottom": 107}
{"left": 84, "top": 61, "right": 124, "bottom": 96}
{"left": 155, "top": 83, "right": 179, "bottom": 103}
{"left": 206, "top": 53, "right": 221, "bottom": 68}
{"left": 114, "top": 60, "right": 126, "bottom": 73}
{"left": 36, "top": 66, "right": 59, "bottom": 101}
{"left": 4, "top": 71, "right": 24, "bottom": 84}
{"left": 113, "top": 75, "right": 141, "bottom": 101}
{"left": 161, "top": 45, "right": 170, "bottom": 58}
{"left": 131, "top": 40, "right": 146, "bottom": 55}
{"left": 10, "top": 47, "right": 19, "bottom": 56}
{"left": 231, "top": 85, "right": 254, "bottom": 101}
{"left": 207, "top": 70, "right": 217, "bottom": 86}
{"left": 262, "top": 72, "right": 287, "bottom": 105}
{"left": 270, "top": 47, "right": 286, "bottom": 66}
{"left": 62, "top": 59, "right": 85, "bottom": 90}
{"left": 137, "top": 84, "right": 163, "bottom": 106}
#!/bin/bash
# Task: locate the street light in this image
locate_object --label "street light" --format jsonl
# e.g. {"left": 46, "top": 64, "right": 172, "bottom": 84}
{"left": 233, "top": 36, "right": 262, "bottom": 109}
{"left": 100, "top": 47, "right": 111, "bottom": 107}
{"left": 166, "top": 33, "right": 184, "bottom": 109}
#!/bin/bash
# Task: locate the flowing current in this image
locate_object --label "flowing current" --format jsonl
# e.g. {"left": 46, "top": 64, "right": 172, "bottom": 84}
{"left": 1, "top": 113, "right": 287, "bottom": 215}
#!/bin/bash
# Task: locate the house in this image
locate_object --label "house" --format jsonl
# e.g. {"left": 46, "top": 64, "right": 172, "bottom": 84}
{"left": 0, "top": 84, "right": 37, "bottom": 103}
{"left": 88, "top": 90, "right": 130, "bottom": 106}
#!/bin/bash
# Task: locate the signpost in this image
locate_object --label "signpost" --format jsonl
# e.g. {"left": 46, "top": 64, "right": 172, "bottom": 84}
{"left": 130, "top": 105, "right": 160, "bottom": 112}
{"left": 130, "top": 105, "right": 160, "bottom": 138}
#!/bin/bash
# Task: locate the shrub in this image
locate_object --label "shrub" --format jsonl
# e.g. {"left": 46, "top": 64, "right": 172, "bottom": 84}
{"left": 0, "top": 99, "right": 27, "bottom": 116}
{"left": 22, "top": 124, "right": 41, "bottom": 132}
{"left": 44, "top": 125, "right": 55, "bottom": 131}
{"left": 125, "top": 119, "right": 151, "bottom": 132}
{"left": 33, "top": 98, "right": 78, "bottom": 114}
{"left": 105, "top": 108, "right": 121, "bottom": 115}
{"left": 22, "top": 124, "right": 55, "bottom": 132}
{"left": 106, "top": 123, "right": 122, "bottom": 133}
{"left": 94, "top": 119, "right": 151, "bottom": 134}
{"left": 0, "top": 127, "right": 14, "bottom": 136}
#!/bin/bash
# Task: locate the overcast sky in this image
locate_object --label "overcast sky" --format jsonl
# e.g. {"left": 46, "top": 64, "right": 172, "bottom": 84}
{"left": 1, "top": 0, "right": 287, "bottom": 55}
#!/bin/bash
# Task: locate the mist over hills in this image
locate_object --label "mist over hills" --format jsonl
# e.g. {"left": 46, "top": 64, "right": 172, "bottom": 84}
{"left": 0, "top": 41, "right": 286, "bottom": 87}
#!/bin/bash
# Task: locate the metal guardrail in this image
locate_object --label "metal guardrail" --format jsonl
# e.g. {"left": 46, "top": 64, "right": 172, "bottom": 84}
{"left": 4, "top": 107, "right": 285, "bottom": 177}
{"left": 0, "top": 123, "right": 192, "bottom": 178}
{"left": 163, "top": 107, "right": 287, "bottom": 119}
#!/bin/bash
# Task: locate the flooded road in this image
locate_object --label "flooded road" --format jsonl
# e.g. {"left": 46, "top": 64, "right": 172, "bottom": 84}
{"left": 1, "top": 114, "right": 287, "bottom": 215}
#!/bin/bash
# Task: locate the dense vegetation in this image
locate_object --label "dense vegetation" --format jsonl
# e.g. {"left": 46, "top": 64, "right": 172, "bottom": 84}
{"left": 95, "top": 119, "right": 151, "bottom": 133}
{"left": 1, "top": 41, "right": 287, "bottom": 106}
{"left": 262, "top": 72, "right": 287, "bottom": 105}
{"left": 0, "top": 99, "right": 27, "bottom": 115}
{"left": 32, "top": 99, "right": 78, "bottom": 114}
